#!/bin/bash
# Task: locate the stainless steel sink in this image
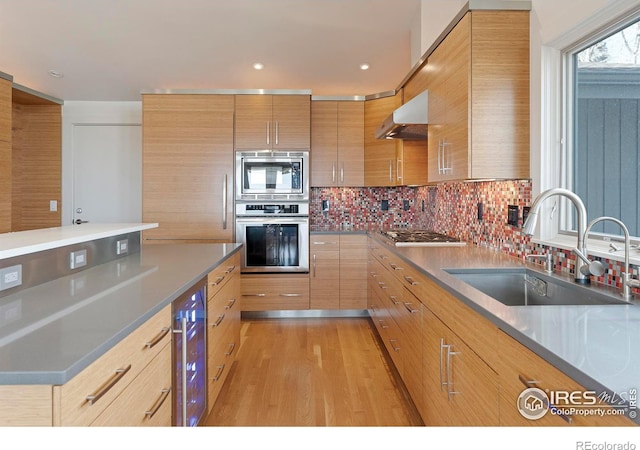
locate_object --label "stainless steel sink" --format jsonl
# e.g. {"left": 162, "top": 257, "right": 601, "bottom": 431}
{"left": 444, "top": 268, "right": 629, "bottom": 307}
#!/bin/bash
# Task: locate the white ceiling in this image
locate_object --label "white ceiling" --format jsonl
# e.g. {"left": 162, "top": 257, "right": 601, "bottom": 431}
{"left": 0, "top": 0, "right": 421, "bottom": 101}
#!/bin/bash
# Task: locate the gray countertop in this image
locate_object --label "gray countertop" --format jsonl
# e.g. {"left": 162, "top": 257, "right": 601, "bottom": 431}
{"left": 369, "top": 234, "right": 640, "bottom": 421}
{"left": 0, "top": 243, "right": 242, "bottom": 385}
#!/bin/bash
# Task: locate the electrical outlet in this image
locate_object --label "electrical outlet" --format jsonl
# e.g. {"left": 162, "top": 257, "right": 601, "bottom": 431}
{"left": 381, "top": 200, "right": 389, "bottom": 211}
{"left": 49, "top": 200, "right": 58, "bottom": 212}
{"left": 70, "top": 249, "right": 87, "bottom": 269}
{"left": 507, "top": 205, "right": 519, "bottom": 227}
{"left": 116, "top": 239, "right": 129, "bottom": 255}
{"left": 523, "top": 206, "right": 531, "bottom": 224}
{"left": 0, "top": 265, "right": 22, "bottom": 291}
{"left": 322, "top": 199, "right": 329, "bottom": 212}
{"left": 403, "top": 200, "right": 410, "bottom": 211}
{"left": 477, "top": 202, "right": 484, "bottom": 221}
{"left": 421, "top": 199, "right": 425, "bottom": 212}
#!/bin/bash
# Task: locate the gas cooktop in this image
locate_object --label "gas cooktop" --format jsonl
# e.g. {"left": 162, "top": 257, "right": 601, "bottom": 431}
{"left": 379, "top": 230, "right": 466, "bottom": 247}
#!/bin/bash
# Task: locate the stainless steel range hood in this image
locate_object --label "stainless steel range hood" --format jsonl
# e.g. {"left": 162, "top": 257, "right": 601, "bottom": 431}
{"left": 375, "top": 90, "right": 428, "bottom": 140}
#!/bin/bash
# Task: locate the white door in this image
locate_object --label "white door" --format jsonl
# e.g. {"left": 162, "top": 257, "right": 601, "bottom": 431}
{"left": 72, "top": 124, "right": 142, "bottom": 224}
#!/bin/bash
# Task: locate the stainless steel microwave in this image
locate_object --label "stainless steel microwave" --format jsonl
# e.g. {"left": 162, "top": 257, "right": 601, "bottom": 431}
{"left": 235, "top": 150, "right": 309, "bottom": 201}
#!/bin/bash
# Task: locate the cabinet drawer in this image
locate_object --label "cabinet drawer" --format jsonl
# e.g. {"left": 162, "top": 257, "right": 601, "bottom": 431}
{"left": 310, "top": 237, "right": 340, "bottom": 252}
{"left": 90, "top": 343, "right": 172, "bottom": 426}
{"left": 208, "top": 253, "right": 240, "bottom": 299}
{"left": 0, "top": 385, "right": 53, "bottom": 426}
{"left": 496, "top": 330, "right": 635, "bottom": 426}
{"left": 54, "top": 305, "right": 172, "bottom": 426}
{"left": 241, "top": 274, "right": 310, "bottom": 311}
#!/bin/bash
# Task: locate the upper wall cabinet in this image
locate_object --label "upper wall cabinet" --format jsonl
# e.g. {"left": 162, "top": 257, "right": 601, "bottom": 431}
{"left": 234, "top": 94, "right": 310, "bottom": 150}
{"left": 311, "top": 100, "right": 364, "bottom": 187}
{"left": 364, "top": 93, "right": 428, "bottom": 187}
{"left": 426, "top": 10, "right": 530, "bottom": 182}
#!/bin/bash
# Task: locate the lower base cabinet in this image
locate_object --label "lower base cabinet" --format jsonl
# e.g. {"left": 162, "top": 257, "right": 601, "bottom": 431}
{"left": 241, "top": 273, "right": 310, "bottom": 311}
{"left": 422, "top": 307, "right": 499, "bottom": 426}
{"left": 53, "top": 305, "right": 173, "bottom": 426}
{"left": 206, "top": 254, "right": 241, "bottom": 413}
{"left": 496, "top": 329, "right": 635, "bottom": 426}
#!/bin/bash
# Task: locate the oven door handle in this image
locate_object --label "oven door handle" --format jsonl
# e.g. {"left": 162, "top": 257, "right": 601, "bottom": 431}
{"left": 235, "top": 216, "right": 309, "bottom": 225}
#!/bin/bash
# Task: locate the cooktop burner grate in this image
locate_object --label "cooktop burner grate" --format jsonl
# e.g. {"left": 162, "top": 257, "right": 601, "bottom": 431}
{"left": 379, "top": 230, "right": 466, "bottom": 247}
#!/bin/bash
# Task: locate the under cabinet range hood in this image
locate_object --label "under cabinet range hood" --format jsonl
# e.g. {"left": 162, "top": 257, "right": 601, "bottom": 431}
{"left": 375, "top": 90, "right": 428, "bottom": 140}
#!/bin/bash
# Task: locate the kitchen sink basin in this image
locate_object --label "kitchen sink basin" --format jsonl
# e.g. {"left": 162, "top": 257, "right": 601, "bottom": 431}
{"left": 444, "top": 268, "right": 629, "bottom": 307}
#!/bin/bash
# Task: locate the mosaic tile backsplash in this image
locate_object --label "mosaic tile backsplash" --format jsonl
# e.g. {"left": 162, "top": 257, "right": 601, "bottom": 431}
{"left": 310, "top": 180, "right": 638, "bottom": 292}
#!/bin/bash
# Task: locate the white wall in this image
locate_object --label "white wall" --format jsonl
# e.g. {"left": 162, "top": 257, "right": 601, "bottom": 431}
{"left": 61, "top": 101, "right": 142, "bottom": 225}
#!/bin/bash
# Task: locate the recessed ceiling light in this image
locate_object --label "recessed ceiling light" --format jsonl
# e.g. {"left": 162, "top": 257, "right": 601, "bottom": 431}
{"left": 48, "top": 70, "right": 64, "bottom": 78}
{"left": 253, "top": 63, "right": 264, "bottom": 70}
{"left": 360, "top": 63, "right": 370, "bottom": 71}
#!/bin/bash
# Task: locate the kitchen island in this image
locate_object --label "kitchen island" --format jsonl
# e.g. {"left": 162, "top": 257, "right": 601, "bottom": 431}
{"left": 0, "top": 224, "right": 242, "bottom": 426}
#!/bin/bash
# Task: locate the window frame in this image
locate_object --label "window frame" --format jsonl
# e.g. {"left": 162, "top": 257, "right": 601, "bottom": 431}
{"left": 534, "top": 1, "right": 640, "bottom": 265}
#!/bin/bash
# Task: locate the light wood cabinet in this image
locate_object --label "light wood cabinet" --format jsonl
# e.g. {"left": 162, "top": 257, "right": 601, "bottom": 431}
{"left": 206, "top": 253, "right": 241, "bottom": 413}
{"left": 235, "top": 94, "right": 310, "bottom": 150}
{"left": 310, "top": 234, "right": 367, "bottom": 310}
{"left": 427, "top": 11, "right": 530, "bottom": 181}
{"left": 241, "top": 273, "right": 310, "bottom": 311}
{"left": 422, "top": 307, "right": 499, "bottom": 426}
{"left": 364, "top": 93, "right": 428, "bottom": 186}
{"left": 0, "top": 385, "right": 53, "bottom": 426}
{"left": 90, "top": 344, "right": 172, "bottom": 426}
{"left": 311, "top": 101, "right": 364, "bottom": 187}
{"left": 364, "top": 94, "right": 402, "bottom": 187}
{"left": 53, "top": 305, "right": 172, "bottom": 426}
{"left": 142, "top": 94, "right": 234, "bottom": 243}
{"left": 496, "top": 330, "right": 635, "bottom": 426}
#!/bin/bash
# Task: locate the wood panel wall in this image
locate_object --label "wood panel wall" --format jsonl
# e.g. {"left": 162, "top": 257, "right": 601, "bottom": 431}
{"left": 0, "top": 79, "right": 11, "bottom": 233}
{"left": 11, "top": 103, "right": 62, "bottom": 231}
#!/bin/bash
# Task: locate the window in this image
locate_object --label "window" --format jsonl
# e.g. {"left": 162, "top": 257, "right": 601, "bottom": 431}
{"left": 563, "top": 14, "right": 640, "bottom": 239}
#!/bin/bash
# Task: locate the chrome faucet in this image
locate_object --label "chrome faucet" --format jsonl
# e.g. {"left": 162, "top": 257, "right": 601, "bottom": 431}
{"left": 583, "top": 216, "right": 640, "bottom": 301}
{"left": 522, "top": 188, "right": 590, "bottom": 284}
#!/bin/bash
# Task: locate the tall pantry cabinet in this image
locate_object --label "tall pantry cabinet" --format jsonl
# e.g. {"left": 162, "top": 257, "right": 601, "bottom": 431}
{"left": 142, "top": 94, "right": 235, "bottom": 243}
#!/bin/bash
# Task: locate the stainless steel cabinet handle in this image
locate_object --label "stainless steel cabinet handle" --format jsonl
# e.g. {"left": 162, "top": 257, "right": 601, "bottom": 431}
{"left": 222, "top": 174, "right": 228, "bottom": 229}
{"left": 280, "top": 293, "right": 302, "bottom": 297}
{"left": 225, "top": 298, "right": 236, "bottom": 309}
{"left": 85, "top": 364, "right": 132, "bottom": 405}
{"left": 389, "top": 263, "right": 403, "bottom": 271}
{"left": 446, "top": 345, "right": 460, "bottom": 400}
{"left": 518, "top": 375, "right": 573, "bottom": 424}
{"left": 145, "top": 327, "right": 170, "bottom": 349}
{"left": 378, "top": 319, "right": 388, "bottom": 329}
{"left": 266, "top": 121, "right": 270, "bottom": 145}
{"left": 389, "top": 339, "right": 400, "bottom": 352}
{"left": 225, "top": 342, "right": 236, "bottom": 356}
{"left": 313, "top": 254, "right": 317, "bottom": 277}
{"left": 243, "top": 293, "right": 266, "bottom": 297}
{"left": 210, "top": 275, "right": 225, "bottom": 286}
{"left": 340, "top": 164, "right": 344, "bottom": 184}
{"left": 439, "top": 338, "right": 447, "bottom": 392}
{"left": 145, "top": 387, "right": 171, "bottom": 419}
{"left": 378, "top": 254, "right": 388, "bottom": 260}
{"left": 389, "top": 295, "right": 400, "bottom": 305}
{"left": 312, "top": 241, "right": 338, "bottom": 245}
{"left": 389, "top": 160, "right": 393, "bottom": 183}
{"left": 212, "top": 314, "right": 225, "bottom": 328}
{"left": 275, "top": 121, "right": 279, "bottom": 145}
{"left": 397, "top": 159, "right": 402, "bottom": 181}
{"left": 403, "top": 276, "right": 418, "bottom": 286}
{"left": 437, "top": 139, "right": 442, "bottom": 174}
{"left": 212, "top": 364, "right": 225, "bottom": 382}
{"left": 224, "top": 265, "right": 236, "bottom": 274}
{"left": 403, "top": 302, "right": 419, "bottom": 314}
{"left": 332, "top": 163, "right": 336, "bottom": 183}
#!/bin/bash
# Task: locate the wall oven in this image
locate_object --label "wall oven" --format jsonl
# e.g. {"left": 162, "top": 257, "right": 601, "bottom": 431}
{"left": 235, "top": 202, "right": 309, "bottom": 273}
{"left": 235, "top": 150, "right": 309, "bottom": 201}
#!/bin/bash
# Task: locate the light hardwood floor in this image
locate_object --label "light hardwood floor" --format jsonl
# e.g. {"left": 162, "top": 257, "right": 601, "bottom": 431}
{"left": 204, "top": 317, "right": 423, "bottom": 426}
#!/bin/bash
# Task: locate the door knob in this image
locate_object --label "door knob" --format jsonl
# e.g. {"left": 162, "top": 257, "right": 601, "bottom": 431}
{"left": 74, "top": 219, "right": 89, "bottom": 225}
